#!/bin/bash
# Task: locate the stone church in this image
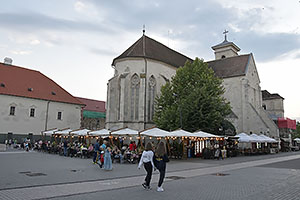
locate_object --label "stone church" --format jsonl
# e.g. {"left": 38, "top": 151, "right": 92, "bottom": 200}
{"left": 106, "top": 32, "right": 279, "bottom": 139}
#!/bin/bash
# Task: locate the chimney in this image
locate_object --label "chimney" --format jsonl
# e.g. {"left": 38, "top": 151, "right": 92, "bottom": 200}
{"left": 4, "top": 57, "right": 13, "bottom": 65}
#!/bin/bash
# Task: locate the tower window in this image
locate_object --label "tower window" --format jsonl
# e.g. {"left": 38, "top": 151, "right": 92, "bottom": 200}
{"left": 30, "top": 108, "right": 35, "bottom": 117}
{"left": 57, "top": 112, "right": 62, "bottom": 120}
{"left": 9, "top": 106, "right": 15, "bottom": 115}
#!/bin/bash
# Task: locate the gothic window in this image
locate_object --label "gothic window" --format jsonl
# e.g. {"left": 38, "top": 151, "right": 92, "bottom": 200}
{"left": 130, "top": 74, "right": 140, "bottom": 120}
{"left": 148, "top": 75, "right": 156, "bottom": 121}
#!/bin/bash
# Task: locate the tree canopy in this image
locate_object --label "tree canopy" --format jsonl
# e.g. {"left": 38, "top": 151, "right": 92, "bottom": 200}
{"left": 153, "top": 58, "right": 232, "bottom": 133}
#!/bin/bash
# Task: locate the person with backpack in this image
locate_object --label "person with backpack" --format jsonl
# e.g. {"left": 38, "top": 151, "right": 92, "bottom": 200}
{"left": 154, "top": 141, "right": 169, "bottom": 192}
{"left": 138, "top": 142, "right": 154, "bottom": 190}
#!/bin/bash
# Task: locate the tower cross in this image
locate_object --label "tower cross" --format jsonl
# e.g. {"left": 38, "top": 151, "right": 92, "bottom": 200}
{"left": 223, "top": 29, "right": 229, "bottom": 41}
{"left": 142, "top": 24, "right": 145, "bottom": 35}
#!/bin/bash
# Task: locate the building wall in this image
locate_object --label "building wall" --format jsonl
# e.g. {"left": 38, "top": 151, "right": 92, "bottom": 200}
{"left": 222, "top": 55, "right": 279, "bottom": 138}
{"left": 107, "top": 55, "right": 280, "bottom": 138}
{"left": 262, "top": 98, "right": 284, "bottom": 119}
{"left": 106, "top": 58, "right": 177, "bottom": 131}
{"left": 0, "top": 94, "right": 82, "bottom": 140}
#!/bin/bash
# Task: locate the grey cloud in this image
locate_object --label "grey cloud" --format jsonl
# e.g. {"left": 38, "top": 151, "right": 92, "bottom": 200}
{"left": 0, "top": 12, "right": 114, "bottom": 34}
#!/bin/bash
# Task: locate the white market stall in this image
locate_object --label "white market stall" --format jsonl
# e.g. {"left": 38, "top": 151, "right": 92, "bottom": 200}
{"left": 89, "top": 129, "right": 110, "bottom": 137}
{"left": 111, "top": 128, "right": 139, "bottom": 146}
{"left": 42, "top": 128, "right": 58, "bottom": 137}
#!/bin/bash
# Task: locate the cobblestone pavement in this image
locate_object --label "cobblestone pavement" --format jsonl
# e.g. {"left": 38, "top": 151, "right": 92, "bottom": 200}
{"left": 1, "top": 151, "right": 300, "bottom": 200}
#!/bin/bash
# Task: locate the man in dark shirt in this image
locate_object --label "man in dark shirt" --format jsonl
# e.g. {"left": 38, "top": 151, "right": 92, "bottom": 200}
{"left": 93, "top": 140, "right": 100, "bottom": 164}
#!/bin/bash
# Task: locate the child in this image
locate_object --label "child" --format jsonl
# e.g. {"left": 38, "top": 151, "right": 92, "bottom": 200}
{"left": 154, "top": 141, "right": 169, "bottom": 192}
{"left": 138, "top": 142, "right": 154, "bottom": 190}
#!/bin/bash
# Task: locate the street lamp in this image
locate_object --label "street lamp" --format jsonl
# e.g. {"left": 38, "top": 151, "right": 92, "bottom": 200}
{"left": 173, "top": 93, "right": 182, "bottom": 128}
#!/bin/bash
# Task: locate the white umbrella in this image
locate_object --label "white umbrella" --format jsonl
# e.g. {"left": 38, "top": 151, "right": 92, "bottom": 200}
{"left": 70, "top": 129, "right": 90, "bottom": 136}
{"left": 89, "top": 129, "right": 110, "bottom": 137}
{"left": 140, "top": 127, "right": 171, "bottom": 137}
{"left": 111, "top": 128, "right": 138, "bottom": 136}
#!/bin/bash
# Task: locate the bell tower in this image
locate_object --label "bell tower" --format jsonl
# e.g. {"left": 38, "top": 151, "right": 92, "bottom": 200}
{"left": 211, "top": 30, "right": 240, "bottom": 60}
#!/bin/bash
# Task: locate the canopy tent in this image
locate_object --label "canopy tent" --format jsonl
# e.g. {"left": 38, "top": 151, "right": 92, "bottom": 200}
{"left": 236, "top": 133, "right": 253, "bottom": 143}
{"left": 89, "top": 129, "right": 110, "bottom": 137}
{"left": 42, "top": 128, "right": 58, "bottom": 136}
{"left": 170, "top": 129, "right": 194, "bottom": 137}
{"left": 250, "top": 134, "right": 265, "bottom": 143}
{"left": 70, "top": 129, "right": 90, "bottom": 136}
{"left": 193, "top": 130, "right": 221, "bottom": 138}
{"left": 111, "top": 128, "right": 138, "bottom": 137}
{"left": 259, "top": 135, "right": 278, "bottom": 143}
{"left": 140, "top": 127, "right": 171, "bottom": 137}
{"left": 54, "top": 128, "right": 73, "bottom": 135}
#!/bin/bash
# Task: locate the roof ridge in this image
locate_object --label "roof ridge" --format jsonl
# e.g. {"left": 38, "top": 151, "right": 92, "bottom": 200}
{"left": 0, "top": 62, "right": 40, "bottom": 73}
{"left": 144, "top": 35, "right": 192, "bottom": 61}
{"left": 206, "top": 53, "right": 251, "bottom": 63}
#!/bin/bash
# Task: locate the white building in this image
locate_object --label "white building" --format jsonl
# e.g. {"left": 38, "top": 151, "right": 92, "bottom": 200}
{"left": 0, "top": 60, "right": 84, "bottom": 142}
{"left": 106, "top": 34, "right": 280, "bottom": 139}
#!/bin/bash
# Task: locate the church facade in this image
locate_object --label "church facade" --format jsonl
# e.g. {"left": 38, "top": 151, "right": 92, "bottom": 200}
{"left": 106, "top": 33, "right": 280, "bottom": 139}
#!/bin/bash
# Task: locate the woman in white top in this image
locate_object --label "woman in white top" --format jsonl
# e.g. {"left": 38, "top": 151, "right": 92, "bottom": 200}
{"left": 138, "top": 142, "right": 154, "bottom": 190}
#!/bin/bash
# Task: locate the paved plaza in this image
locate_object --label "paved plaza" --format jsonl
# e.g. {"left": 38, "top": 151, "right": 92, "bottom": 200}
{"left": 1, "top": 150, "right": 300, "bottom": 200}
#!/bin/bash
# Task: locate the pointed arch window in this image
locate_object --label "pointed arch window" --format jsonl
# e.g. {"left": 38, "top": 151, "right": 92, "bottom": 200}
{"left": 148, "top": 75, "right": 156, "bottom": 121}
{"left": 131, "top": 74, "right": 140, "bottom": 120}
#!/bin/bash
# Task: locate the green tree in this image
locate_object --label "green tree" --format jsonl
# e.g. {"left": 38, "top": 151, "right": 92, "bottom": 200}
{"left": 292, "top": 121, "right": 300, "bottom": 139}
{"left": 154, "top": 58, "right": 232, "bottom": 133}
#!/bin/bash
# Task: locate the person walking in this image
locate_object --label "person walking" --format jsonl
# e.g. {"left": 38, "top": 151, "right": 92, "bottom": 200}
{"left": 154, "top": 141, "right": 169, "bottom": 192}
{"left": 138, "top": 142, "right": 154, "bottom": 190}
{"left": 93, "top": 140, "right": 100, "bottom": 165}
{"left": 103, "top": 146, "right": 113, "bottom": 170}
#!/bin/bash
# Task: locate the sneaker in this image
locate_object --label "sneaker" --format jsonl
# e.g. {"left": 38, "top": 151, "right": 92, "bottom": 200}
{"left": 142, "top": 183, "right": 147, "bottom": 189}
{"left": 157, "top": 187, "right": 164, "bottom": 192}
{"left": 146, "top": 186, "right": 152, "bottom": 190}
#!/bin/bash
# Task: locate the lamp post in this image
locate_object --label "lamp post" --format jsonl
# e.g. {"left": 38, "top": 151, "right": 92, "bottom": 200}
{"left": 173, "top": 93, "right": 182, "bottom": 128}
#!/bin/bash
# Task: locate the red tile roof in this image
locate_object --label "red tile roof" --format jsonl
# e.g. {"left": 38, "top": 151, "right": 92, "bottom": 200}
{"left": 0, "top": 62, "right": 84, "bottom": 105}
{"left": 76, "top": 97, "right": 106, "bottom": 112}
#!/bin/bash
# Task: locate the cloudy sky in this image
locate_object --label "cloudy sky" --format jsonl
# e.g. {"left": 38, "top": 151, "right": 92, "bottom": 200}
{"left": 0, "top": 0, "right": 299, "bottom": 120}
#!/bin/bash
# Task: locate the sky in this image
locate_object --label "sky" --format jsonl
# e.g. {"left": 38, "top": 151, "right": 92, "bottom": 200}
{"left": 0, "top": 0, "right": 299, "bottom": 121}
